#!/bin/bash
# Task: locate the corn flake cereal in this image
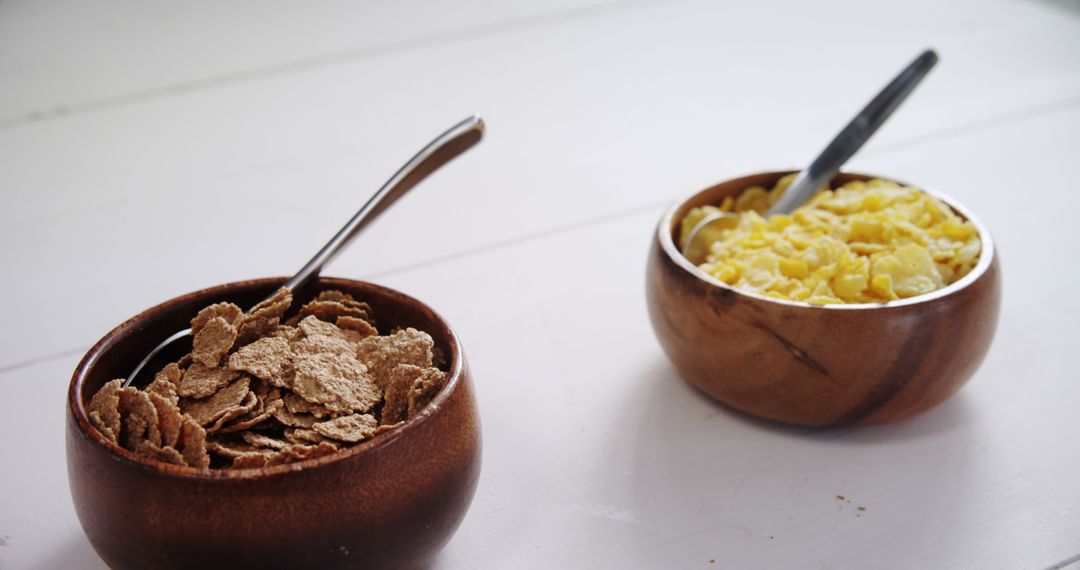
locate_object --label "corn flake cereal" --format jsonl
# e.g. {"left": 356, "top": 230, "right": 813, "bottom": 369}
{"left": 679, "top": 176, "right": 982, "bottom": 304}
{"left": 87, "top": 289, "right": 447, "bottom": 470}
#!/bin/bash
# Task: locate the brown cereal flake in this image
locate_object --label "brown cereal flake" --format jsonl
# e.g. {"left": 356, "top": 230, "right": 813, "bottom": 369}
{"left": 88, "top": 379, "right": 123, "bottom": 442}
{"left": 292, "top": 352, "right": 380, "bottom": 414}
{"left": 191, "top": 316, "right": 238, "bottom": 367}
{"left": 146, "top": 363, "right": 181, "bottom": 406}
{"left": 373, "top": 423, "right": 402, "bottom": 436}
{"left": 264, "top": 386, "right": 283, "bottom": 407}
{"left": 336, "top": 316, "right": 378, "bottom": 338}
{"left": 136, "top": 441, "right": 186, "bottom": 466}
{"left": 271, "top": 442, "right": 339, "bottom": 465}
{"left": 356, "top": 328, "right": 434, "bottom": 388}
{"left": 228, "top": 441, "right": 338, "bottom": 468}
{"left": 314, "top": 290, "right": 365, "bottom": 306}
{"left": 191, "top": 302, "right": 243, "bottom": 334}
{"left": 270, "top": 325, "right": 302, "bottom": 343}
{"left": 237, "top": 287, "right": 293, "bottom": 345}
{"left": 408, "top": 367, "right": 447, "bottom": 418}
{"left": 381, "top": 364, "right": 420, "bottom": 425}
{"left": 284, "top": 427, "right": 334, "bottom": 445}
{"left": 283, "top": 391, "right": 332, "bottom": 418}
{"left": 236, "top": 288, "right": 292, "bottom": 345}
{"left": 255, "top": 287, "right": 293, "bottom": 318}
{"left": 216, "top": 398, "right": 284, "bottom": 434}
{"left": 88, "top": 411, "right": 116, "bottom": 443}
{"left": 297, "top": 315, "right": 343, "bottom": 338}
{"left": 148, "top": 392, "right": 184, "bottom": 448}
{"left": 178, "top": 362, "right": 240, "bottom": 399}
{"left": 206, "top": 391, "right": 259, "bottom": 434}
{"left": 209, "top": 441, "right": 275, "bottom": 469}
{"left": 232, "top": 453, "right": 272, "bottom": 469}
{"left": 431, "top": 345, "right": 448, "bottom": 370}
{"left": 241, "top": 432, "right": 289, "bottom": 450}
{"left": 271, "top": 404, "right": 318, "bottom": 429}
{"left": 315, "top": 291, "right": 374, "bottom": 325}
{"left": 289, "top": 298, "right": 371, "bottom": 327}
{"left": 228, "top": 337, "right": 293, "bottom": 388}
{"left": 251, "top": 378, "right": 273, "bottom": 401}
{"left": 153, "top": 362, "right": 183, "bottom": 387}
{"left": 312, "top": 414, "right": 377, "bottom": 443}
{"left": 84, "top": 286, "right": 445, "bottom": 471}
{"left": 177, "top": 416, "right": 209, "bottom": 469}
{"left": 292, "top": 328, "right": 358, "bottom": 360}
{"left": 298, "top": 315, "right": 372, "bottom": 345}
{"left": 244, "top": 382, "right": 268, "bottom": 417}
{"left": 181, "top": 377, "right": 251, "bottom": 426}
{"left": 118, "top": 387, "right": 162, "bottom": 449}
{"left": 206, "top": 438, "right": 267, "bottom": 459}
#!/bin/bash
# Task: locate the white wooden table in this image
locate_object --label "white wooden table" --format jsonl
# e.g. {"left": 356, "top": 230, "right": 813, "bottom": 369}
{"left": 2, "top": 1, "right": 1079, "bottom": 568}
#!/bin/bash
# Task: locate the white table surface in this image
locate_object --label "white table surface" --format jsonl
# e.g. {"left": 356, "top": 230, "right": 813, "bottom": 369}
{"left": 2, "top": 1, "right": 1079, "bottom": 568}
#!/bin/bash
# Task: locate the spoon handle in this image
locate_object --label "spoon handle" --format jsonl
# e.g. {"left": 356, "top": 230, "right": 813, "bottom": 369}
{"left": 282, "top": 115, "right": 485, "bottom": 292}
{"left": 124, "top": 116, "right": 484, "bottom": 387}
{"left": 766, "top": 50, "right": 938, "bottom": 216}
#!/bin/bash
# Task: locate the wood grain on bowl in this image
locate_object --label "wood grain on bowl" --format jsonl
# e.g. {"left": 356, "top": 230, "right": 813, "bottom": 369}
{"left": 67, "top": 277, "right": 481, "bottom": 570}
{"left": 646, "top": 171, "right": 1002, "bottom": 427}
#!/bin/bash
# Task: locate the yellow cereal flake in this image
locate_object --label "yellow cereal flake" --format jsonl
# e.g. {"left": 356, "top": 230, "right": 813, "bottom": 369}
{"left": 680, "top": 179, "right": 981, "bottom": 304}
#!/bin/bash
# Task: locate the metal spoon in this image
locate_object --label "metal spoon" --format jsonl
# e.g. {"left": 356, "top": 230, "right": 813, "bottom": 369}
{"left": 681, "top": 49, "right": 939, "bottom": 265}
{"left": 123, "top": 115, "right": 485, "bottom": 387}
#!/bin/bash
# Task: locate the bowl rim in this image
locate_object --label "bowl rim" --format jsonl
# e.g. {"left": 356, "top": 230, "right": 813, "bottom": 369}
{"left": 68, "top": 276, "right": 466, "bottom": 481}
{"left": 657, "top": 169, "right": 996, "bottom": 310}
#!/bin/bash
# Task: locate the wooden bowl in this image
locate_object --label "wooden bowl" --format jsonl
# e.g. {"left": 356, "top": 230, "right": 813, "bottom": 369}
{"left": 67, "top": 277, "right": 481, "bottom": 570}
{"left": 646, "top": 171, "right": 1001, "bottom": 427}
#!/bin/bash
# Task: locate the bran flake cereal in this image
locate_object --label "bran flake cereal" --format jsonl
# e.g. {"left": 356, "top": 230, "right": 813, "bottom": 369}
{"left": 356, "top": 329, "right": 434, "bottom": 389}
{"left": 229, "top": 337, "right": 294, "bottom": 388}
{"left": 284, "top": 427, "right": 334, "bottom": 445}
{"left": 117, "top": 388, "right": 161, "bottom": 449}
{"left": 191, "top": 303, "right": 243, "bottom": 333}
{"left": 88, "top": 379, "right": 123, "bottom": 442}
{"left": 148, "top": 392, "right": 184, "bottom": 448}
{"left": 283, "top": 392, "right": 332, "bottom": 418}
{"left": 87, "top": 289, "right": 447, "bottom": 470}
{"left": 242, "top": 431, "right": 289, "bottom": 450}
{"left": 312, "top": 413, "right": 378, "bottom": 443}
{"left": 178, "top": 362, "right": 241, "bottom": 399}
{"left": 191, "top": 316, "right": 238, "bottom": 367}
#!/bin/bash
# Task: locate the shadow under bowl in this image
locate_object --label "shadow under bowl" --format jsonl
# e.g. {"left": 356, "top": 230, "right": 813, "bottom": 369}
{"left": 67, "top": 277, "right": 481, "bottom": 570}
{"left": 646, "top": 171, "right": 1001, "bottom": 427}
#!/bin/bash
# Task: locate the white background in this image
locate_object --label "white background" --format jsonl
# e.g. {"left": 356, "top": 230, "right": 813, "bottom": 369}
{"left": 1, "top": 0, "right": 1078, "bottom": 568}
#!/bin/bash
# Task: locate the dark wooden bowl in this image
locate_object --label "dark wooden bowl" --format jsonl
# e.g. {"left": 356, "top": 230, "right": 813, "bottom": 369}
{"left": 646, "top": 171, "right": 1001, "bottom": 427}
{"left": 67, "top": 277, "right": 481, "bottom": 570}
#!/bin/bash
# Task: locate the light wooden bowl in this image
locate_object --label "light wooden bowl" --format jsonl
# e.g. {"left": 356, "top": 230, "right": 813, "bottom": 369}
{"left": 646, "top": 171, "right": 1001, "bottom": 427}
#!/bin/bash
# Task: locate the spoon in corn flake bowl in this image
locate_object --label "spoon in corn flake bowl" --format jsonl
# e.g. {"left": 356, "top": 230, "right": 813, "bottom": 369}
{"left": 124, "top": 115, "right": 484, "bottom": 388}
{"left": 680, "top": 49, "right": 938, "bottom": 265}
